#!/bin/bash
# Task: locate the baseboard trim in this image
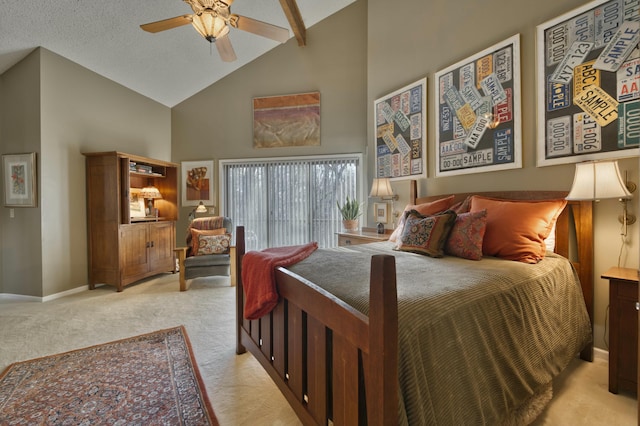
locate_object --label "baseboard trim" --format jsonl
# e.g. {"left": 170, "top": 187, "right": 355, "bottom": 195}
{"left": 594, "top": 347, "right": 609, "bottom": 362}
{"left": 0, "top": 293, "right": 41, "bottom": 302}
{"left": 0, "top": 284, "right": 94, "bottom": 303}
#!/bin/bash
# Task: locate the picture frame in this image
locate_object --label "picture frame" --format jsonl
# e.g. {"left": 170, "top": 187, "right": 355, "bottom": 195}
{"left": 434, "top": 34, "right": 522, "bottom": 177}
{"left": 3, "top": 152, "right": 37, "bottom": 207}
{"left": 129, "top": 188, "right": 146, "bottom": 218}
{"left": 181, "top": 160, "right": 214, "bottom": 207}
{"left": 253, "top": 92, "right": 321, "bottom": 148}
{"left": 374, "top": 78, "right": 427, "bottom": 180}
{"left": 536, "top": 0, "right": 640, "bottom": 166}
{"left": 373, "top": 202, "right": 389, "bottom": 224}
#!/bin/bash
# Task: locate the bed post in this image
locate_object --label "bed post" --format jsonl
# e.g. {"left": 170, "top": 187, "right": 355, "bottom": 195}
{"left": 235, "top": 226, "right": 246, "bottom": 355}
{"left": 409, "top": 179, "right": 417, "bottom": 205}
{"left": 574, "top": 201, "right": 594, "bottom": 362}
{"left": 556, "top": 201, "right": 594, "bottom": 361}
{"left": 366, "top": 254, "right": 398, "bottom": 425}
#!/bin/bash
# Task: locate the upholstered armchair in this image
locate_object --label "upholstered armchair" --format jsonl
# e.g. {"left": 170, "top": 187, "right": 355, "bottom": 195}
{"left": 174, "top": 216, "right": 236, "bottom": 291}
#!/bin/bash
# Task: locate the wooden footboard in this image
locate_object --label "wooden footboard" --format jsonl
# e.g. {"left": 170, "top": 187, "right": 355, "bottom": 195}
{"left": 235, "top": 226, "right": 398, "bottom": 425}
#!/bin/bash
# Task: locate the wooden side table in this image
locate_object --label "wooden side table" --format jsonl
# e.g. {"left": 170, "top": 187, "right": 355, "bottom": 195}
{"left": 337, "top": 229, "right": 390, "bottom": 246}
{"left": 601, "top": 266, "right": 639, "bottom": 394}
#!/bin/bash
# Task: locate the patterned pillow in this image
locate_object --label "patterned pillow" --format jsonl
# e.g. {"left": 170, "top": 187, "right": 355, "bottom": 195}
{"left": 196, "top": 233, "right": 231, "bottom": 255}
{"left": 190, "top": 228, "right": 226, "bottom": 255}
{"left": 389, "top": 195, "right": 455, "bottom": 242}
{"left": 445, "top": 210, "right": 487, "bottom": 260}
{"left": 450, "top": 196, "right": 472, "bottom": 214}
{"left": 394, "top": 209, "right": 457, "bottom": 257}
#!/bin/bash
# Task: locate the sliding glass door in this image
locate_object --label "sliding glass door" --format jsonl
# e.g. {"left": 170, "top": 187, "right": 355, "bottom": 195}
{"left": 222, "top": 154, "right": 362, "bottom": 250}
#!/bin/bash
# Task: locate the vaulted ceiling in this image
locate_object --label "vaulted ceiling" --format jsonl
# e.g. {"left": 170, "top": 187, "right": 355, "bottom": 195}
{"left": 0, "top": 0, "right": 355, "bottom": 107}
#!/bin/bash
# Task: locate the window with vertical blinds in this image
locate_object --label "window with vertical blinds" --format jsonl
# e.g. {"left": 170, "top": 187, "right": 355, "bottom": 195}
{"left": 221, "top": 154, "right": 362, "bottom": 250}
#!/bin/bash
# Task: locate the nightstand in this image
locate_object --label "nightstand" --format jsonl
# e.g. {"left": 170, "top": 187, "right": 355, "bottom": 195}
{"left": 337, "top": 229, "right": 390, "bottom": 246}
{"left": 601, "top": 266, "right": 639, "bottom": 395}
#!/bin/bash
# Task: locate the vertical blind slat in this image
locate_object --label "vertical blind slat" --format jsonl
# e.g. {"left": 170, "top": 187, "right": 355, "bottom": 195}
{"left": 224, "top": 156, "right": 359, "bottom": 249}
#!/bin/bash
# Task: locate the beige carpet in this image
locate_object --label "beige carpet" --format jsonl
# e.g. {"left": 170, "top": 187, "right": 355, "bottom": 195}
{"left": 0, "top": 274, "right": 636, "bottom": 425}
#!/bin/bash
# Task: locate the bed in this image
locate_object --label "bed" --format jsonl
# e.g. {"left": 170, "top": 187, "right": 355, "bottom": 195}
{"left": 235, "top": 187, "right": 594, "bottom": 425}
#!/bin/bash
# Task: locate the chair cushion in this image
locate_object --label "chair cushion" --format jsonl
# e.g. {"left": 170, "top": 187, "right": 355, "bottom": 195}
{"left": 184, "top": 253, "right": 231, "bottom": 268}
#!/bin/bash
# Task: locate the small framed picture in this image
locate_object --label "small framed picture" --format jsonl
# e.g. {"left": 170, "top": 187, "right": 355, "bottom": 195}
{"left": 374, "top": 202, "right": 389, "bottom": 224}
{"left": 129, "top": 188, "right": 146, "bottom": 218}
{"left": 3, "top": 153, "right": 37, "bottom": 207}
{"left": 181, "top": 160, "right": 214, "bottom": 207}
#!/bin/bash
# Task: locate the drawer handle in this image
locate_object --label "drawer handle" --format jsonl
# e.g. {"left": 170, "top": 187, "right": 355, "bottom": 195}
{"left": 636, "top": 302, "right": 640, "bottom": 311}
{"left": 345, "top": 239, "right": 351, "bottom": 245}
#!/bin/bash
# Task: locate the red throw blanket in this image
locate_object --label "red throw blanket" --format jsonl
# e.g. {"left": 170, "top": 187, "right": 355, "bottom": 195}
{"left": 242, "top": 242, "right": 318, "bottom": 320}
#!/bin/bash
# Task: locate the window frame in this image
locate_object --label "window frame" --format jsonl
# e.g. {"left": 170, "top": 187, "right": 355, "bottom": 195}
{"left": 219, "top": 153, "right": 364, "bottom": 248}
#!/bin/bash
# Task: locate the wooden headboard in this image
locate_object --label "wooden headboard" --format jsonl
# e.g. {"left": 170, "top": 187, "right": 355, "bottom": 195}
{"left": 409, "top": 181, "right": 594, "bottom": 361}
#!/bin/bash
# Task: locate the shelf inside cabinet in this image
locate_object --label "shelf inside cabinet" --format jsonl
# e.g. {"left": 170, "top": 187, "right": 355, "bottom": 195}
{"left": 130, "top": 171, "right": 165, "bottom": 178}
{"left": 131, "top": 217, "right": 170, "bottom": 223}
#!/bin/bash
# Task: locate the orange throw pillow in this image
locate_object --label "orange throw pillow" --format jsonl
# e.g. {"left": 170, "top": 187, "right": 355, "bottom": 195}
{"left": 389, "top": 195, "right": 455, "bottom": 242}
{"left": 469, "top": 196, "right": 567, "bottom": 264}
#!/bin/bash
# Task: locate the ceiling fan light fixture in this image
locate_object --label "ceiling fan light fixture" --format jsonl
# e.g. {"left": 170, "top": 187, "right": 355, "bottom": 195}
{"left": 185, "top": 0, "right": 219, "bottom": 14}
{"left": 191, "top": 13, "right": 229, "bottom": 42}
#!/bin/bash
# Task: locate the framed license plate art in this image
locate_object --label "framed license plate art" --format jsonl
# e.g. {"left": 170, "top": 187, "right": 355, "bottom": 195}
{"left": 374, "top": 78, "right": 427, "bottom": 180}
{"left": 536, "top": 0, "right": 640, "bottom": 166}
{"left": 181, "top": 160, "right": 214, "bottom": 207}
{"left": 3, "top": 152, "right": 37, "bottom": 207}
{"left": 435, "top": 34, "right": 522, "bottom": 177}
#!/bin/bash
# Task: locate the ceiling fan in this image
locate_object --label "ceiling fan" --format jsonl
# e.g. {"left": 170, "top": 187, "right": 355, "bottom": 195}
{"left": 140, "top": 0, "right": 290, "bottom": 62}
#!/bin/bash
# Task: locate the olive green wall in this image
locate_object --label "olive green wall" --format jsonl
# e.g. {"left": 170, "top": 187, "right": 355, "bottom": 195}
{"left": 171, "top": 0, "right": 368, "bottom": 237}
{"left": 0, "top": 48, "right": 171, "bottom": 298}
{"left": 0, "top": 0, "right": 637, "bottom": 352}
{"left": 0, "top": 50, "right": 43, "bottom": 297}
{"left": 173, "top": 0, "right": 638, "bottom": 352}
{"left": 366, "top": 0, "right": 639, "bottom": 351}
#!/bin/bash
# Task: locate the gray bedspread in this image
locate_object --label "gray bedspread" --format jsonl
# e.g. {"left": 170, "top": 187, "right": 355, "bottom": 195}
{"left": 287, "top": 241, "right": 592, "bottom": 425}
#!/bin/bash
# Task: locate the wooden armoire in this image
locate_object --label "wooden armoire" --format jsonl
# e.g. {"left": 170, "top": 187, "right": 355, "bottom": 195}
{"left": 84, "top": 151, "right": 178, "bottom": 291}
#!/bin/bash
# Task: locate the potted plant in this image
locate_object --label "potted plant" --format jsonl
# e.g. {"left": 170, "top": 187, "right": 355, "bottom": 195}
{"left": 337, "top": 196, "right": 363, "bottom": 231}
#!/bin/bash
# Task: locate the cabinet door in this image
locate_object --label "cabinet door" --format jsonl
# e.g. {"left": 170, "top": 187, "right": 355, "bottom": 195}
{"left": 120, "top": 224, "right": 149, "bottom": 279}
{"left": 148, "top": 222, "right": 175, "bottom": 273}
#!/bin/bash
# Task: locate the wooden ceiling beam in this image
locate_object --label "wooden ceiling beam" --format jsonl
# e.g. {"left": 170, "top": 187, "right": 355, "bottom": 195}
{"left": 279, "top": 0, "right": 306, "bottom": 46}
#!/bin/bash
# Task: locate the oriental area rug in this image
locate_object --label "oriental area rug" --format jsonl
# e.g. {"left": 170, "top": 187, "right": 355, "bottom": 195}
{"left": 0, "top": 326, "right": 218, "bottom": 425}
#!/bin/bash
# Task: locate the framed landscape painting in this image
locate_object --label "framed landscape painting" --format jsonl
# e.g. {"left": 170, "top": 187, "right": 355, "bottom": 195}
{"left": 536, "top": 0, "right": 640, "bottom": 166}
{"left": 253, "top": 92, "right": 321, "bottom": 148}
{"left": 374, "top": 78, "right": 427, "bottom": 180}
{"left": 434, "top": 34, "right": 522, "bottom": 177}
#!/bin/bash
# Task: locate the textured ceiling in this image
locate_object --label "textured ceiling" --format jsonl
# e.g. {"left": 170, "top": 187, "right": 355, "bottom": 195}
{"left": 0, "top": 0, "right": 354, "bottom": 107}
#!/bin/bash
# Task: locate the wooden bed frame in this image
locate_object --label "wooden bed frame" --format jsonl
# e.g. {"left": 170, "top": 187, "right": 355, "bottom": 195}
{"left": 235, "top": 188, "right": 594, "bottom": 425}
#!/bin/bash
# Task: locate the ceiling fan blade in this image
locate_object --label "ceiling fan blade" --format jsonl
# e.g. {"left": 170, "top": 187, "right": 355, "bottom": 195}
{"left": 140, "top": 15, "right": 192, "bottom": 33}
{"left": 216, "top": 34, "right": 237, "bottom": 62}
{"left": 234, "top": 15, "right": 289, "bottom": 43}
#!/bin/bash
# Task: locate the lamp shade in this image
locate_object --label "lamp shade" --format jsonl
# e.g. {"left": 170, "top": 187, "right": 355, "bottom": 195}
{"left": 566, "top": 160, "right": 632, "bottom": 201}
{"left": 369, "top": 178, "right": 394, "bottom": 198}
{"left": 140, "top": 186, "right": 163, "bottom": 200}
{"left": 195, "top": 201, "right": 208, "bottom": 213}
{"left": 191, "top": 13, "right": 229, "bottom": 42}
